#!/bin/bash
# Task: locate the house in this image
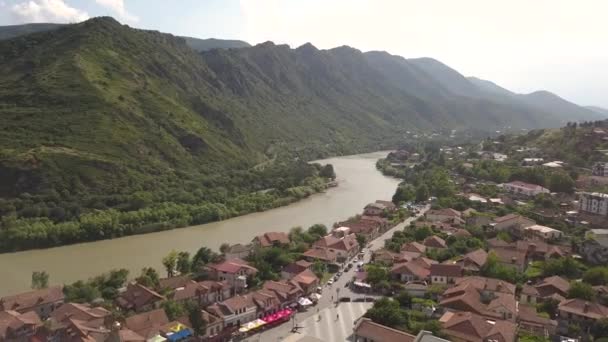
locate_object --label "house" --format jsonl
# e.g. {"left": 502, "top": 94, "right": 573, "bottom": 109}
{"left": 592, "top": 162, "right": 608, "bottom": 177}
{"left": 116, "top": 283, "right": 165, "bottom": 313}
{"left": 579, "top": 192, "right": 608, "bottom": 216}
{"left": 523, "top": 158, "right": 544, "bottom": 166}
{"left": 339, "top": 221, "right": 380, "bottom": 241}
{"left": 486, "top": 292, "right": 518, "bottom": 321}
{"left": 440, "top": 283, "right": 517, "bottom": 321}
{"left": 491, "top": 213, "right": 535, "bottom": 232}
{"left": 430, "top": 264, "right": 462, "bottom": 284}
{"left": 502, "top": 181, "right": 549, "bottom": 197}
{"left": 401, "top": 242, "right": 426, "bottom": 254}
{"left": 312, "top": 234, "right": 359, "bottom": 262}
{"left": 490, "top": 247, "right": 527, "bottom": 272}
{"left": 580, "top": 229, "right": 608, "bottom": 265}
{"left": 124, "top": 309, "right": 170, "bottom": 339}
{"left": 404, "top": 281, "right": 429, "bottom": 298}
{"left": 159, "top": 274, "right": 192, "bottom": 291}
{"left": 524, "top": 224, "right": 563, "bottom": 241}
{"left": 223, "top": 243, "right": 253, "bottom": 260}
{"left": 281, "top": 259, "right": 312, "bottom": 279}
{"left": 426, "top": 208, "right": 463, "bottom": 225}
{"left": 197, "top": 280, "right": 232, "bottom": 306}
{"left": 353, "top": 317, "right": 416, "bottom": 342}
{"left": 177, "top": 309, "right": 223, "bottom": 341}
{"left": 207, "top": 294, "right": 257, "bottom": 328}
{"left": 517, "top": 305, "right": 557, "bottom": 337}
{"left": 302, "top": 248, "right": 337, "bottom": 264}
{"left": 171, "top": 280, "right": 203, "bottom": 304}
{"left": 372, "top": 249, "right": 401, "bottom": 265}
{"left": 390, "top": 258, "right": 436, "bottom": 282}
{"left": 557, "top": 299, "right": 608, "bottom": 333}
{"left": 205, "top": 258, "right": 258, "bottom": 294}
{"left": 262, "top": 280, "right": 303, "bottom": 307}
{"left": 363, "top": 202, "right": 387, "bottom": 216}
{"left": 375, "top": 200, "right": 397, "bottom": 211}
{"left": 423, "top": 235, "right": 447, "bottom": 250}
{"left": 290, "top": 269, "right": 319, "bottom": 295}
{"left": 520, "top": 276, "right": 570, "bottom": 305}
{"left": 252, "top": 232, "right": 290, "bottom": 248}
{"left": 46, "top": 303, "right": 111, "bottom": 342}
{"left": 0, "top": 310, "right": 41, "bottom": 341}
{"left": 452, "top": 249, "right": 488, "bottom": 273}
{"left": 251, "top": 289, "right": 281, "bottom": 318}
{"left": 0, "top": 286, "right": 64, "bottom": 320}
{"left": 450, "top": 276, "right": 516, "bottom": 297}
{"left": 439, "top": 311, "right": 516, "bottom": 342}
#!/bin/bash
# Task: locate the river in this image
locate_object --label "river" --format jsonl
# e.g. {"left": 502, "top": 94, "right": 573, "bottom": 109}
{"left": 0, "top": 151, "right": 399, "bottom": 296}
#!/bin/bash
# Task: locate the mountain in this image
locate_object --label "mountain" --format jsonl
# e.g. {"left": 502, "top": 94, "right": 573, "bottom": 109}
{"left": 0, "top": 23, "right": 64, "bottom": 40}
{"left": 0, "top": 22, "right": 250, "bottom": 52}
{"left": 182, "top": 37, "right": 250, "bottom": 51}
{"left": 467, "top": 76, "right": 514, "bottom": 97}
{"left": 0, "top": 17, "right": 602, "bottom": 211}
{"left": 586, "top": 106, "right": 608, "bottom": 116}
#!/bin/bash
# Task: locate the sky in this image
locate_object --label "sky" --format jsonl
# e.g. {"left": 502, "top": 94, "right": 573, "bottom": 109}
{"left": 1, "top": 0, "right": 607, "bottom": 108}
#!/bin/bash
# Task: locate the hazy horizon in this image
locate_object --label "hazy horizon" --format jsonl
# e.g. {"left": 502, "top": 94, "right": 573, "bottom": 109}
{"left": 1, "top": 0, "right": 606, "bottom": 108}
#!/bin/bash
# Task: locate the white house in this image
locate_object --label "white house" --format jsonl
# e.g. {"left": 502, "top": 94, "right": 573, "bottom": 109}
{"left": 524, "top": 225, "right": 563, "bottom": 240}
{"left": 579, "top": 192, "right": 608, "bottom": 216}
{"left": 502, "top": 181, "right": 549, "bottom": 197}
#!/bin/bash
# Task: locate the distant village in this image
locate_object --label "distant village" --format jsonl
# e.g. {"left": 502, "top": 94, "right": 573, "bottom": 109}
{"left": 4, "top": 126, "right": 608, "bottom": 342}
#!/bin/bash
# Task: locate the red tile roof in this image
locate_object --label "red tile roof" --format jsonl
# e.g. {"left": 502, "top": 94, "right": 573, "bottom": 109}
{"left": 401, "top": 241, "right": 426, "bottom": 253}
{"left": 453, "top": 276, "right": 516, "bottom": 296}
{"left": 440, "top": 311, "right": 516, "bottom": 342}
{"left": 0, "top": 310, "right": 42, "bottom": 340}
{"left": 559, "top": 299, "right": 608, "bottom": 320}
{"left": 430, "top": 264, "right": 463, "bottom": 277}
{"left": 423, "top": 235, "right": 447, "bottom": 248}
{"left": 291, "top": 269, "right": 319, "bottom": 286}
{"left": 354, "top": 318, "right": 415, "bottom": 342}
{"left": 313, "top": 235, "right": 341, "bottom": 248}
{"left": 208, "top": 258, "right": 258, "bottom": 275}
{"left": 124, "top": 309, "right": 169, "bottom": 339}
{"left": 116, "top": 283, "right": 165, "bottom": 311}
{"left": 536, "top": 276, "right": 570, "bottom": 297}
{"left": 0, "top": 286, "right": 64, "bottom": 313}
{"left": 255, "top": 232, "right": 290, "bottom": 247}
{"left": 302, "top": 248, "right": 337, "bottom": 262}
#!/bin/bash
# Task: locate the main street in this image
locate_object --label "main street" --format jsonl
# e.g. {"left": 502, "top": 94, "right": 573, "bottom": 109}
{"left": 243, "top": 204, "right": 430, "bottom": 341}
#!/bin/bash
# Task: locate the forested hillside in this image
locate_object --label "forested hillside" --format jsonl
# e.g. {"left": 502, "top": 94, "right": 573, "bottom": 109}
{"left": 0, "top": 17, "right": 603, "bottom": 250}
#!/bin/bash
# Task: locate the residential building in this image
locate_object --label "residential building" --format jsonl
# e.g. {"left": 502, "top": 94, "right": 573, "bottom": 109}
{"left": 491, "top": 213, "right": 535, "bottom": 232}
{"left": 520, "top": 276, "right": 570, "bottom": 305}
{"left": 430, "top": 264, "right": 462, "bottom": 285}
{"left": 301, "top": 248, "right": 337, "bottom": 264}
{"left": 579, "top": 192, "right": 608, "bottom": 216}
{"left": 557, "top": 299, "right": 608, "bottom": 333}
{"left": 581, "top": 229, "right": 608, "bottom": 264}
{"left": 0, "top": 286, "right": 64, "bottom": 319}
{"left": 502, "top": 181, "right": 549, "bottom": 197}
{"left": 311, "top": 234, "right": 359, "bottom": 262}
{"left": 197, "top": 280, "right": 232, "bottom": 306}
{"left": 390, "top": 258, "right": 436, "bottom": 282}
{"left": 159, "top": 275, "right": 192, "bottom": 291}
{"left": 290, "top": 269, "right": 319, "bottom": 295}
{"left": 0, "top": 310, "right": 41, "bottom": 341}
{"left": 592, "top": 162, "right": 608, "bottom": 177}
{"left": 524, "top": 224, "right": 564, "bottom": 241}
{"left": 401, "top": 242, "right": 426, "bottom": 254}
{"left": 281, "top": 260, "right": 312, "bottom": 279}
{"left": 517, "top": 305, "right": 557, "bottom": 337}
{"left": 452, "top": 249, "right": 488, "bottom": 273}
{"left": 223, "top": 243, "right": 253, "bottom": 260}
{"left": 205, "top": 258, "right": 258, "bottom": 294}
{"left": 466, "top": 214, "right": 492, "bottom": 228}
{"left": 363, "top": 202, "right": 387, "bottom": 216}
{"left": 439, "top": 311, "right": 516, "bottom": 342}
{"left": 45, "top": 303, "right": 111, "bottom": 342}
{"left": 262, "top": 280, "right": 303, "bottom": 307}
{"left": 252, "top": 232, "right": 290, "bottom": 248}
{"left": 353, "top": 317, "right": 416, "bottom": 342}
{"left": 375, "top": 200, "right": 397, "bottom": 211}
{"left": 124, "top": 309, "right": 170, "bottom": 340}
{"left": 116, "top": 283, "right": 165, "bottom": 313}
{"left": 425, "top": 208, "right": 463, "bottom": 225}
{"left": 207, "top": 294, "right": 257, "bottom": 328}
{"left": 423, "top": 235, "right": 447, "bottom": 250}
{"left": 450, "top": 276, "right": 516, "bottom": 297}
{"left": 490, "top": 247, "right": 527, "bottom": 272}
{"left": 251, "top": 289, "right": 281, "bottom": 318}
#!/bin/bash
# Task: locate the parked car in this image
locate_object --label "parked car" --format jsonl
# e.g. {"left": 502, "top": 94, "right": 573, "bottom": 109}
{"left": 337, "top": 271, "right": 343, "bottom": 276}
{"left": 327, "top": 279, "right": 334, "bottom": 285}
{"left": 339, "top": 297, "right": 352, "bottom": 302}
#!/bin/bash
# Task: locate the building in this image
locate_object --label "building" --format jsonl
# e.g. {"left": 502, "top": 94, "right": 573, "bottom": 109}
{"left": 450, "top": 276, "right": 516, "bottom": 297}
{"left": 390, "top": 258, "right": 436, "bottom": 282}
{"left": 353, "top": 317, "right": 416, "bottom": 342}
{"left": 223, "top": 243, "right": 253, "bottom": 260}
{"left": 252, "top": 232, "right": 290, "bottom": 248}
{"left": 0, "top": 286, "right": 64, "bottom": 319}
{"left": 290, "top": 269, "right": 319, "bottom": 295}
{"left": 281, "top": 260, "right": 313, "bottom": 279}
{"left": 490, "top": 247, "right": 527, "bottom": 272}
{"left": 452, "top": 249, "right": 488, "bottom": 273}
{"left": 0, "top": 310, "right": 41, "bottom": 341}
{"left": 207, "top": 294, "right": 257, "bottom": 328}
{"left": 581, "top": 229, "right": 608, "bottom": 265}
{"left": 401, "top": 242, "right": 427, "bottom": 254}
{"left": 520, "top": 276, "right": 570, "bottom": 305}
{"left": 592, "top": 162, "right": 608, "bottom": 177}
{"left": 205, "top": 258, "right": 258, "bottom": 293}
{"left": 262, "top": 280, "right": 303, "bottom": 307}
{"left": 311, "top": 234, "right": 359, "bottom": 262}
{"left": 425, "top": 208, "right": 463, "bottom": 225}
{"left": 491, "top": 213, "right": 535, "bottom": 232}
{"left": 116, "top": 283, "right": 165, "bottom": 313}
{"left": 439, "top": 311, "right": 516, "bottom": 342}
{"left": 502, "top": 181, "right": 549, "bottom": 197}
{"left": 423, "top": 235, "right": 447, "bottom": 250}
{"left": 45, "top": 303, "right": 112, "bottom": 342}
{"left": 363, "top": 202, "right": 387, "bottom": 216}
{"left": 197, "top": 280, "right": 232, "bottom": 306}
{"left": 524, "top": 224, "right": 564, "bottom": 241}
{"left": 302, "top": 248, "right": 338, "bottom": 264}
{"left": 124, "top": 309, "right": 170, "bottom": 339}
{"left": 430, "top": 264, "right": 462, "bottom": 284}
{"left": 557, "top": 299, "right": 608, "bottom": 333}
{"left": 517, "top": 305, "right": 557, "bottom": 338}
{"left": 579, "top": 192, "right": 608, "bottom": 216}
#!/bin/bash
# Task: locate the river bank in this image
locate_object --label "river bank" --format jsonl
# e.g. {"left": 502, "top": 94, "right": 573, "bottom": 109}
{"left": 0, "top": 151, "right": 399, "bottom": 296}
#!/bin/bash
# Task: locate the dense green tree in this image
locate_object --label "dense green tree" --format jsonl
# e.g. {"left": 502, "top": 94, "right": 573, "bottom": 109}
{"left": 592, "top": 318, "right": 608, "bottom": 339}
{"left": 64, "top": 281, "right": 101, "bottom": 303}
{"left": 366, "top": 265, "right": 389, "bottom": 285}
{"left": 365, "top": 298, "right": 407, "bottom": 328}
{"left": 162, "top": 250, "right": 179, "bottom": 277}
{"left": 413, "top": 226, "right": 432, "bottom": 241}
{"left": 163, "top": 300, "right": 185, "bottom": 321}
{"left": 186, "top": 302, "right": 207, "bottom": 335}
{"left": 392, "top": 184, "right": 415, "bottom": 205}
{"left": 568, "top": 281, "right": 596, "bottom": 300}
{"left": 192, "top": 247, "right": 219, "bottom": 271}
{"left": 356, "top": 234, "right": 367, "bottom": 249}
{"left": 308, "top": 224, "right": 328, "bottom": 238}
{"left": 177, "top": 252, "right": 191, "bottom": 275}
{"left": 395, "top": 291, "right": 412, "bottom": 308}
{"left": 548, "top": 172, "right": 575, "bottom": 193}
{"left": 582, "top": 267, "right": 608, "bottom": 285}
{"left": 219, "top": 243, "right": 230, "bottom": 254}
{"left": 31, "top": 271, "right": 49, "bottom": 289}
{"left": 136, "top": 267, "right": 160, "bottom": 288}
{"left": 415, "top": 184, "right": 429, "bottom": 203}
{"left": 319, "top": 164, "right": 336, "bottom": 180}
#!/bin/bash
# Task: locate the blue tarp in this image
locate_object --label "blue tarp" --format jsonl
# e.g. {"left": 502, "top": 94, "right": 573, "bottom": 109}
{"left": 166, "top": 329, "right": 192, "bottom": 342}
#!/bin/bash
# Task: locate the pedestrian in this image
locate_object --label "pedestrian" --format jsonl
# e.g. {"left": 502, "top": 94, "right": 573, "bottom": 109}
{"left": 336, "top": 313, "right": 339, "bottom": 320}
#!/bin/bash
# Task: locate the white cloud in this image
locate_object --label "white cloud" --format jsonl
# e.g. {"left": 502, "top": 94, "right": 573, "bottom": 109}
{"left": 10, "top": 0, "right": 89, "bottom": 23}
{"left": 95, "top": 0, "right": 138, "bottom": 23}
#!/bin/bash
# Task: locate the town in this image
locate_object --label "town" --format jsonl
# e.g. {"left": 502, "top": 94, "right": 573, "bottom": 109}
{"left": 3, "top": 122, "right": 608, "bottom": 342}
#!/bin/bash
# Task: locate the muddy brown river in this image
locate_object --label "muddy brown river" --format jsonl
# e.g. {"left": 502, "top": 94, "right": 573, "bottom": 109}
{"left": 0, "top": 151, "right": 399, "bottom": 296}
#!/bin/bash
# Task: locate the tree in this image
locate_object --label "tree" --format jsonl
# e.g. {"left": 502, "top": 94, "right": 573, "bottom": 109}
{"left": 395, "top": 291, "right": 412, "bottom": 308}
{"left": 568, "top": 281, "right": 596, "bottom": 300}
{"left": 548, "top": 172, "right": 575, "bottom": 193}
{"left": 219, "top": 243, "right": 230, "bottom": 254}
{"left": 162, "top": 250, "right": 179, "bottom": 277}
{"left": 366, "top": 265, "right": 389, "bottom": 285}
{"left": 356, "top": 234, "right": 366, "bottom": 249}
{"left": 162, "top": 300, "right": 185, "bottom": 321}
{"left": 136, "top": 267, "right": 160, "bottom": 288}
{"left": 307, "top": 224, "right": 328, "bottom": 238}
{"left": 392, "top": 184, "right": 415, "bottom": 205}
{"left": 415, "top": 184, "right": 429, "bottom": 203}
{"left": 319, "top": 164, "right": 336, "bottom": 180}
{"left": 64, "top": 280, "right": 101, "bottom": 303}
{"left": 186, "top": 302, "right": 207, "bottom": 335}
{"left": 31, "top": 271, "right": 49, "bottom": 289}
{"left": 192, "top": 247, "right": 219, "bottom": 271}
{"left": 583, "top": 266, "right": 608, "bottom": 285}
{"left": 413, "top": 226, "right": 432, "bottom": 241}
{"left": 364, "top": 298, "right": 406, "bottom": 328}
{"left": 177, "top": 251, "right": 191, "bottom": 275}
{"left": 592, "top": 318, "right": 608, "bottom": 338}
{"left": 311, "top": 261, "right": 326, "bottom": 278}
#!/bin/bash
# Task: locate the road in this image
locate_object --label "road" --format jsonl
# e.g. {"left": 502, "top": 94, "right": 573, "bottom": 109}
{"left": 242, "top": 205, "right": 430, "bottom": 341}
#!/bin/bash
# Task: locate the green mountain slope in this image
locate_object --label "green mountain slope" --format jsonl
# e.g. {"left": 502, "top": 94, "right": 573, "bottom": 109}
{"left": 0, "top": 23, "right": 65, "bottom": 40}
{"left": 182, "top": 37, "right": 250, "bottom": 51}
